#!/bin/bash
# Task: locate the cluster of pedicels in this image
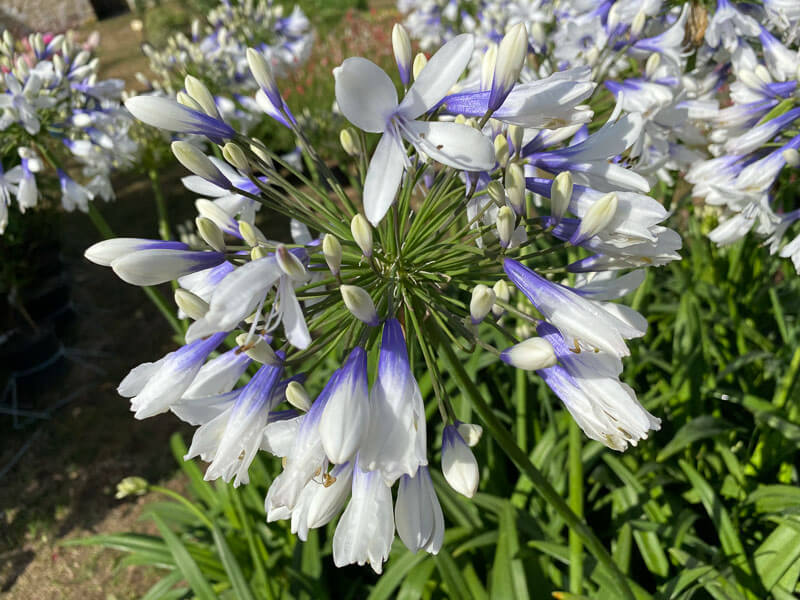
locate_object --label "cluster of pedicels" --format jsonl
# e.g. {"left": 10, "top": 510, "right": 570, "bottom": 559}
{"left": 0, "top": 29, "right": 137, "bottom": 233}
{"left": 86, "top": 21, "right": 678, "bottom": 573}
{"left": 139, "top": 0, "right": 312, "bottom": 131}
{"left": 399, "top": 0, "right": 800, "bottom": 271}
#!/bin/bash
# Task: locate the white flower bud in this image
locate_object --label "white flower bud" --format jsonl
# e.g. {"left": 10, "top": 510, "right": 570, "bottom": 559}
{"left": 196, "top": 216, "right": 225, "bottom": 252}
{"left": 340, "top": 285, "right": 379, "bottom": 326}
{"left": 492, "top": 279, "right": 510, "bottom": 317}
{"left": 496, "top": 205, "right": 515, "bottom": 248}
{"left": 645, "top": 53, "right": 661, "bottom": 79}
{"left": 783, "top": 148, "right": 800, "bottom": 167}
{"left": 551, "top": 171, "right": 573, "bottom": 221}
{"left": 487, "top": 180, "right": 505, "bottom": 206}
{"left": 340, "top": 128, "right": 359, "bottom": 156}
{"left": 53, "top": 54, "right": 66, "bottom": 75}
{"left": 350, "top": 214, "right": 373, "bottom": 257}
{"left": 322, "top": 234, "right": 342, "bottom": 275}
{"left": 490, "top": 23, "right": 527, "bottom": 111}
{"left": 575, "top": 192, "right": 618, "bottom": 242}
{"left": 481, "top": 43, "right": 498, "bottom": 91}
{"left": 238, "top": 220, "right": 265, "bottom": 247}
{"left": 442, "top": 425, "right": 479, "bottom": 498}
{"left": 32, "top": 33, "right": 44, "bottom": 57}
{"left": 222, "top": 142, "right": 249, "bottom": 172}
{"left": 470, "top": 284, "right": 496, "bottom": 324}
{"left": 456, "top": 423, "right": 483, "bottom": 447}
{"left": 174, "top": 288, "right": 210, "bottom": 321}
{"left": 738, "top": 69, "right": 762, "bottom": 90}
{"left": 754, "top": 64, "right": 771, "bottom": 84}
{"left": 505, "top": 162, "right": 525, "bottom": 214}
{"left": 251, "top": 246, "right": 270, "bottom": 260}
{"left": 184, "top": 75, "right": 219, "bottom": 118}
{"left": 236, "top": 333, "right": 279, "bottom": 365}
{"left": 392, "top": 24, "right": 412, "bottom": 86}
{"left": 631, "top": 10, "right": 647, "bottom": 37}
{"left": 249, "top": 142, "right": 273, "bottom": 168}
{"left": 500, "top": 337, "right": 557, "bottom": 370}
{"left": 412, "top": 52, "right": 427, "bottom": 81}
{"left": 276, "top": 244, "right": 309, "bottom": 281}
{"left": 171, "top": 141, "right": 229, "bottom": 188}
{"left": 508, "top": 125, "right": 523, "bottom": 156}
{"left": 247, "top": 47, "right": 281, "bottom": 106}
{"left": 607, "top": 3, "right": 621, "bottom": 31}
{"left": 285, "top": 381, "right": 311, "bottom": 412}
{"left": 494, "top": 134, "right": 509, "bottom": 167}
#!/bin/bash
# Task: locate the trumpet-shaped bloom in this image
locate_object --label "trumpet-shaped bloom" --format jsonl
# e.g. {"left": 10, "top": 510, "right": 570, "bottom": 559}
{"left": 395, "top": 466, "right": 444, "bottom": 554}
{"left": 334, "top": 34, "right": 495, "bottom": 225}
{"left": 332, "top": 458, "right": 395, "bottom": 574}
{"left": 359, "top": 319, "right": 427, "bottom": 484}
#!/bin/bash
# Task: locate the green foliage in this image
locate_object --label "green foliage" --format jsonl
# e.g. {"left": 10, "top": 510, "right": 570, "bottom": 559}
{"left": 73, "top": 206, "right": 800, "bottom": 598}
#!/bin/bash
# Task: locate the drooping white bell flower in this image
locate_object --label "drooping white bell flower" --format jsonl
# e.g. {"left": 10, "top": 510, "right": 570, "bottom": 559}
{"left": 394, "top": 466, "right": 444, "bottom": 554}
{"left": 359, "top": 319, "right": 427, "bottom": 484}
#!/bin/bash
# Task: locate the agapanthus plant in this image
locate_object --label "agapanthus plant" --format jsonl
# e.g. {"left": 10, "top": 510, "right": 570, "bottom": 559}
{"left": 139, "top": 0, "right": 312, "bottom": 131}
{"left": 0, "top": 29, "right": 137, "bottom": 234}
{"left": 87, "top": 23, "right": 678, "bottom": 574}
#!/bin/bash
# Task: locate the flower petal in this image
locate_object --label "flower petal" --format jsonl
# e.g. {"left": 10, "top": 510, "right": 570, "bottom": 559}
{"left": 398, "top": 34, "right": 474, "bottom": 119}
{"left": 363, "top": 132, "right": 406, "bottom": 225}
{"left": 403, "top": 120, "right": 495, "bottom": 171}
{"left": 334, "top": 57, "right": 398, "bottom": 133}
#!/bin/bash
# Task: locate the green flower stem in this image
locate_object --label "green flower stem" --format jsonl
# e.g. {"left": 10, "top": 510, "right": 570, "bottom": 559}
{"left": 148, "top": 168, "right": 172, "bottom": 241}
{"left": 149, "top": 485, "right": 215, "bottom": 529}
{"left": 569, "top": 420, "right": 584, "bottom": 594}
{"left": 88, "top": 203, "right": 184, "bottom": 337}
{"left": 774, "top": 345, "right": 800, "bottom": 412}
{"left": 435, "top": 336, "right": 635, "bottom": 600}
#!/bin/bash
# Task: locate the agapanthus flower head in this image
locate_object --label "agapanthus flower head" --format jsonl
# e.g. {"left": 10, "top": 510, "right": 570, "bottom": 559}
{"left": 88, "top": 19, "right": 681, "bottom": 574}
{"left": 0, "top": 29, "right": 137, "bottom": 232}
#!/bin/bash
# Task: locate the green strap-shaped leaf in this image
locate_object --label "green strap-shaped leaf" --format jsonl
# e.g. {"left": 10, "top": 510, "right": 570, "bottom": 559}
{"left": 151, "top": 513, "right": 218, "bottom": 600}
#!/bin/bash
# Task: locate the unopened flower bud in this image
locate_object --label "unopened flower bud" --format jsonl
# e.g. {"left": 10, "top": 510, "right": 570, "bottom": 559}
{"left": 508, "top": 124, "right": 523, "bottom": 156}
{"left": 754, "top": 64, "right": 771, "bottom": 84}
{"left": 494, "top": 134, "right": 509, "bottom": 167}
{"left": 607, "top": 3, "right": 621, "bottom": 31}
{"left": 490, "top": 23, "right": 527, "bottom": 111}
{"left": 340, "top": 285, "right": 379, "bottom": 326}
{"left": 573, "top": 192, "right": 618, "bottom": 244}
{"left": 783, "top": 148, "right": 800, "bottom": 167}
{"left": 496, "top": 205, "right": 515, "bottom": 248}
{"left": 505, "top": 162, "right": 525, "bottom": 214}
{"left": 645, "top": 53, "right": 661, "bottom": 79}
{"left": 442, "top": 425, "right": 479, "bottom": 498}
{"left": 285, "top": 381, "right": 311, "bottom": 412}
{"left": 322, "top": 234, "right": 342, "bottom": 275}
{"left": 238, "top": 220, "right": 263, "bottom": 247}
{"left": 412, "top": 52, "right": 427, "bottom": 80}
{"left": 184, "top": 75, "right": 219, "bottom": 118}
{"left": 487, "top": 180, "right": 505, "bottom": 206}
{"left": 236, "top": 333, "right": 279, "bottom": 365}
{"left": 171, "top": 141, "right": 230, "bottom": 189}
{"left": 196, "top": 216, "right": 225, "bottom": 252}
{"left": 247, "top": 47, "right": 281, "bottom": 108}
{"left": 174, "top": 288, "right": 210, "bottom": 320}
{"left": 340, "top": 128, "right": 359, "bottom": 156}
{"left": 454, "top": 114, "right": 467, "bottom": 125}
{"left": 32, "top": 33, "right": 44, "bottom": 57}
{"left": 222, "top": 142, "right": 248, "bottom": 172}
{"left": 249, "top": 142, "right": 273, "bottom": 167}
{"left": 630, "top": 10, "right": 646, "bottom": 37}
{"left": 350, "top": 214, "right": 373, "bottom": 257}
{"left": 53, "top": 54, "right": 66, "bottom": 75}
{"left": 392, "top": 24, "right": 412, "bottom": 86}
{"left": 500, "top": 337, "right": 558, "bottom": 370}
{"left": 470, "top": 284, "right": 496, "bottom": 324}
{"left": 492, "top": 279, "right": 510, "bottom": 317}
{"left": 551, "top": 171, "right": 573, "bottom": 221}
{"left": 276, "top": 244, "right": 308, "bottom": 281}
{"left": 251, "top": 246, "right": 270, "bottom": 260}
{"left": 481, "top": 43, "right": 498, "bottom": 91}
{"left": 116, "top": 476, "right": 148, "bottom": 499}
{"left": 456, "top": 422, "right": 483, "bottom": 447}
